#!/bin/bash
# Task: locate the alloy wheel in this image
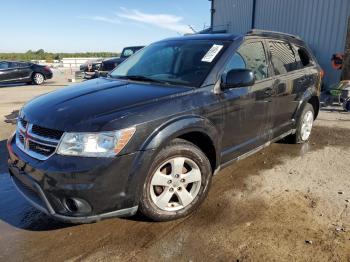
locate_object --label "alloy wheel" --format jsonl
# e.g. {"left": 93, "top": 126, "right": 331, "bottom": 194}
{"left": 34, "top": 73, "right": 44, "bottom": 84}
{"left": 149, "top": 156, "right": 202, "bottom": 211}
{"left": 300, "top": 110, "right": 314, "bottom": 141}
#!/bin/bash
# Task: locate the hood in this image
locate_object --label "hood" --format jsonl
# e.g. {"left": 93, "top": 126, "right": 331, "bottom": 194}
{"left": 22, "top": 78, "right": 190, "bottom": 131}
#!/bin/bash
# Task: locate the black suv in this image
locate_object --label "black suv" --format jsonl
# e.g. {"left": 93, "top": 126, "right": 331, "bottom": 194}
{"left": 7, "top": 30, "right": 321, "bottom": 223}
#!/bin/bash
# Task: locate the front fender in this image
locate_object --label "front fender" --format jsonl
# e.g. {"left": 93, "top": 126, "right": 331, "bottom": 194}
{"left": 125, "top": 115, "right": 221, "bottom": 204}
{"left": 141, "top": 115, "right": 220, "bottom": 152}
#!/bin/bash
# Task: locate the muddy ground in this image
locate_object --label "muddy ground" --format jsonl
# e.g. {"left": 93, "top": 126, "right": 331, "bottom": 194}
{"left": 0, "top": 81, "right": 349, "bottom": 261}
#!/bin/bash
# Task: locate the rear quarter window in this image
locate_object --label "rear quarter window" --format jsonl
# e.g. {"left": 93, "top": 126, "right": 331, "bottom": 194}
{"left": 268, "top": 41, "right": 299, "bottom": 75}
{"left": 292, "top": 44, "right": 314, "bottom": 69}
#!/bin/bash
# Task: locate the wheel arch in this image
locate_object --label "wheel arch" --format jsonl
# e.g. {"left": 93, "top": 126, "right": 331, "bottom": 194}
{"left": 141, "top": 116, "right": 221, "bottom": 172}
{"left": 294, "top": 87, "right": 320, "bottom": 121}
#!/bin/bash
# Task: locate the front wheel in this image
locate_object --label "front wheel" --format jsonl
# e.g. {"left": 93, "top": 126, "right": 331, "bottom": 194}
{"left": 32, "top": 73, "right": 45, "bottom": 85}
{"left": 139, "top": 139, "right": 212, "bottom": 221}
{"left": 291, "top": 103, "right": 315, "bottom": 143}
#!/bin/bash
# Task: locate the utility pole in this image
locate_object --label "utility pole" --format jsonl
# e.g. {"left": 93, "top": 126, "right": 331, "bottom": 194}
{"left": 341, "top": 17, "right": 350, "bottom": 80}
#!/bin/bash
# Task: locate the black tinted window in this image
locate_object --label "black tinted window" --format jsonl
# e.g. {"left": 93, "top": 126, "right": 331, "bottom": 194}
{"left": 225, "top": 41, "right": 268, "bottom": 81}
{"left": 269, "top": 41, "right": 298, "bottom": 75}
{"left": 9, "top": 62, "right": 20, "bottom": 69}
{"left": 18, "top": 62, "right": 29, "bottom": 68}
{"left": 292, "top": 45, "right": 312, "bottom": 69}
{"left": 0, "top": 62, "right": 9, "bottom": 69}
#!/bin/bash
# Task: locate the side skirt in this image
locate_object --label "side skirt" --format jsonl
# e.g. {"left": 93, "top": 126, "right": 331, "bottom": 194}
{"left": 213, "top": 129, "right": 296, "bottom": 175}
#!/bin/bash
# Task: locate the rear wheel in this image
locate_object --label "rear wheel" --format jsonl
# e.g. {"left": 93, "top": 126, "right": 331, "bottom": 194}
{"left": 32, "top": 73, "right": 45, "bottom": 85}
{"left": 139, "top": 139, "right": 212, "bottom": 221}
{"left": 290, "top": 103, "right": 315, "bottom": 144}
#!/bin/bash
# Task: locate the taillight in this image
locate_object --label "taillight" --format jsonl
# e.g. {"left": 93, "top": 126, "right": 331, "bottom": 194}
{"left": 44, "top": 66, "right": 51, "bottom": 72}
{"left": 320, "top": 69, "right": 325, "bottom": 79}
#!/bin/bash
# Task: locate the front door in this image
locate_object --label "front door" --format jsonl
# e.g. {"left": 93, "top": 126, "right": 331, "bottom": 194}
{"left": 219, "top": 40, "right": 274, "bottom": 163}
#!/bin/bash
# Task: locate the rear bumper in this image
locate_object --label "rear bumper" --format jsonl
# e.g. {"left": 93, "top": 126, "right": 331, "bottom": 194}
{"left": 7, "top": 134, "right": 154, "bottom": 223}
{"left": 44, "top": 71, "right": 53, "bottom": 80}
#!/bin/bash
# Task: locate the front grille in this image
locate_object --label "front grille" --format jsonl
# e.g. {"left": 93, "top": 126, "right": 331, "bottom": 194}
{"left": 16, "top": 118, "right": 63, "bottom": 160}
{"left": 18, "top": 133, "right": 24, "bottom": 144}
{"left": 31, "top": 125, "right": 64, "bottom": 140}
{"left": 29, "top": 141, "right": 56, "bottom": 156}
{"left": 20, "top": 118, "right": 27, "bottom": 128}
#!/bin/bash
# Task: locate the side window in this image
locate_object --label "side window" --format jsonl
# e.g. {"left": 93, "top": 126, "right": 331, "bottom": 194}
{"left": 0, "top": 62, "right": 9, "bottom": 70}
{"left": 122, "top": 49, "right": 134, "bottom": 57}
{"left": 268, "top": 41, "right": 298, "bottom": 75}
{"left": 292, "top": 44, "right": 313, "bottom": 69}
{"left": 225, "top": 41, "right": 268, "bottom": 81}
{"left": 8, "top": 62, "right": 20, "bottom": 69}
{"left": 18, "top": 62, "right": 29, "bottom": 68}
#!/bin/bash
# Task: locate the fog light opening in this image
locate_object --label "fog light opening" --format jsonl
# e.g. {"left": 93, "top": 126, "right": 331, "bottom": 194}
{"left": 65, "top": 198, "right": 79, "bottom": 213}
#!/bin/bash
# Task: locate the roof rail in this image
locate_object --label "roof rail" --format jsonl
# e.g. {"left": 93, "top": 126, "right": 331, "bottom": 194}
{"left": 247, "top": 29, "right": 301, "bottom": 40}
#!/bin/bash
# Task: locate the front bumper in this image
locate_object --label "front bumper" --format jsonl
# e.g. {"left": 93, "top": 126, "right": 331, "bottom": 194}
{"left": 7, "top": 135, "right": 153, "bottom": 223}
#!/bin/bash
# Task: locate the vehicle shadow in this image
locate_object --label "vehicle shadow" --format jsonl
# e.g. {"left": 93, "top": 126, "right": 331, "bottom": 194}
{"left": 0, "top": 139, "right": 73, "bottom": 231}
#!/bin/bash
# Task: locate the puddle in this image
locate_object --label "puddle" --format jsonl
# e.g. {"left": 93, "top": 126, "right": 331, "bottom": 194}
{"left": 0, "top": 173, "right": 66, "bottom": 231}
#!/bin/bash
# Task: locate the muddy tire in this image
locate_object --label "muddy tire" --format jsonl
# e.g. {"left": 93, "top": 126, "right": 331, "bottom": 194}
{"left": 139, "top": 138, "right": 212, "bottom": 221}
{"left": 290, "top": 103, "right": 315, "bottom": 144}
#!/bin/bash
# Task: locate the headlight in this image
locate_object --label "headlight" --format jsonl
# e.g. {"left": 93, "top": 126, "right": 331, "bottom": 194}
{"left": 57, "top": 127, "right": 135, "bottom": 157}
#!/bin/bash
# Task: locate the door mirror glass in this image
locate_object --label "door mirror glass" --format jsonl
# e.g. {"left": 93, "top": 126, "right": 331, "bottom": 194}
{"left": 221, "top": 69, "right": 255, "bottom": 89}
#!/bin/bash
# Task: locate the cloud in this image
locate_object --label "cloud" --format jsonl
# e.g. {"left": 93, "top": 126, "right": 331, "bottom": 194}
{"left": 117, "top": 7, "right": 192, "bottom": 34}
{"left": 78, "top": 15, "right": 121, "bottom": 24}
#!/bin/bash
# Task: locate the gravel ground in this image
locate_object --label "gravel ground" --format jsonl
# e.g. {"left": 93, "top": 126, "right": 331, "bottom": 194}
{"left": 0, "top": 79, "right": 349, "bottom": 261}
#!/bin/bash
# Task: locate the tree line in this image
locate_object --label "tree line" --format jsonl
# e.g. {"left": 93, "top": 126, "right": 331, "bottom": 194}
{"left": 0, "top": 49, "right": 120, "bottom": 62}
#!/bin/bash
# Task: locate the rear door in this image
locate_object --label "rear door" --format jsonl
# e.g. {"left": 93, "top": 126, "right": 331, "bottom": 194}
{"left": 267, "top": 40, "right": 305, "bottom": 137}
{"left": 219, "top": 39, "right": 275, "bottom": 163}
{"left": 15, "top": 62, "right": 32, "bottom": 81}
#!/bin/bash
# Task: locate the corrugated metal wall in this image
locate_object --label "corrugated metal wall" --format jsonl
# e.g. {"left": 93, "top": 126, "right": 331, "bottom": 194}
{"left": 212, "top": 0, "right": 350, "bottom": 87}
{"left": 212, "top": 0, "right": 254, "bottom": 34}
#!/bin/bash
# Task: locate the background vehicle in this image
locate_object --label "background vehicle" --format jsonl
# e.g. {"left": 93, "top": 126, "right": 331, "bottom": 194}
{"left": 79, "top": 59, "right": 103, "bottom": 72}
{"left": 100, "top": 46, "right": 145, "bottom": 72}
{"left": 7, "top": 31, "right": 321, "bottom": 223}
{"left": 0, "top": 61, "right": 53, "bottom": 85}
{"left": 84, "top": 46, "right": 145, "bottom": 79}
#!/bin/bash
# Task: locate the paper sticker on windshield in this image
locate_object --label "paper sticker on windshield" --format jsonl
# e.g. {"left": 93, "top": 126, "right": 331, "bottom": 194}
{"left": 201, "top": 44, "right": 224, "bottom": 62}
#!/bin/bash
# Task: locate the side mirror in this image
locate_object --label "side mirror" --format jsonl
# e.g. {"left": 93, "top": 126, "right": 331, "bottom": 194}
{"left": 221, "top": 69, "right": 255, "bottom": 89}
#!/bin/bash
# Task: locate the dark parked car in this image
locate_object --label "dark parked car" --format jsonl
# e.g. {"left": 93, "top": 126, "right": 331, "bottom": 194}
{"left": 7, "top": 30, "right": 321, "bottom": 223}
{"left": 0, "top": 61, "right": 53, "bottom": 85}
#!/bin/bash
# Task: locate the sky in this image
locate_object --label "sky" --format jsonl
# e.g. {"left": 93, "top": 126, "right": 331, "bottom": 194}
{"left": 0, "top": 0, "right": 211, "bottom": 53}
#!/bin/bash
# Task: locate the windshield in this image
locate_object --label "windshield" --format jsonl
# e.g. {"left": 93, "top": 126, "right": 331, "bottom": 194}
{"left": 110, "top": 40, "right": 228, "bottom": 87}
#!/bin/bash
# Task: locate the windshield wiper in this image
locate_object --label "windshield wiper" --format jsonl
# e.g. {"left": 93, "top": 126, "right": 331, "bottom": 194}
{"left": 116, "top": 75, "right": 170, "bottom": 85}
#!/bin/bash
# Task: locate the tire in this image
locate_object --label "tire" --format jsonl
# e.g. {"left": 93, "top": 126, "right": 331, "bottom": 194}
{"left": 139, "top": 138, "right": 212, "bottom": 221}
{"left": 343, "top": 99, "right": 350, "bottom": 112}
{"left": 32, "top": 72, "right": 45, "bottom": 85}
{"left": 290, "top": 103, "right": 315, "bottom": 144}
